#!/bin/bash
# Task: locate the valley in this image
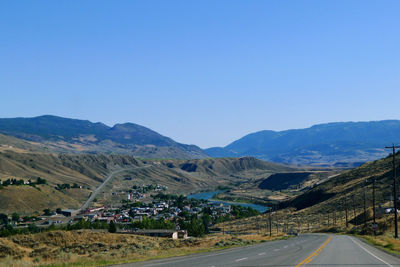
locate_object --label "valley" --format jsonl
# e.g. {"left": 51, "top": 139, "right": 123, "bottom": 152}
{"left": 0, "top": 116, "right": 398, "bottom": 267}
{"left": 0, "top": 146, "right": 325, "bottom": 214}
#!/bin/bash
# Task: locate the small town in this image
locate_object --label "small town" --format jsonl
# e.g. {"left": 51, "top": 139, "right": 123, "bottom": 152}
{"left": 0, "top": 183, "right": 260, "bottom": 239}
{"left": 2, "top": 1, "right": 400, "bottom": 266}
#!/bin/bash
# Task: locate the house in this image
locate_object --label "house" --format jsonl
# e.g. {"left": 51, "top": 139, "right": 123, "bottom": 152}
{"left": 60, "top": 209, "right": 79, "bottom": 217}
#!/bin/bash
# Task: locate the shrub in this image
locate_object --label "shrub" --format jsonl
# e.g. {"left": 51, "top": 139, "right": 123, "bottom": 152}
{"left": 108, "top": 221, "right": 117, "bottom": 233}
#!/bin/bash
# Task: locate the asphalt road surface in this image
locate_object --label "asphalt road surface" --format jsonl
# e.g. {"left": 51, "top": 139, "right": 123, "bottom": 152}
{"left": 113, "top": 234, "right": 400, "bottom": 267}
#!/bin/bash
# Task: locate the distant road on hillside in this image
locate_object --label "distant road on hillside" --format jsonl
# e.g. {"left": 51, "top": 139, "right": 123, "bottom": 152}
{"left": 79, "top": 165, "right": 152, "bottom": 211}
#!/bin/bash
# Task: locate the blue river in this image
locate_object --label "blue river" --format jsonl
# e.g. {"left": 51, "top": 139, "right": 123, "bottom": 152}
{"left": 187, "top": 191, "right": 269, "bottom": 213}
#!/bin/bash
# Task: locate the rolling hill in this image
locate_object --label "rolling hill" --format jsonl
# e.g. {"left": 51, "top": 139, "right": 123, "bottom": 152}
{"left": 206, "top": 120, "right": 400, "bottom": 167}
{"left": 0, "top": 149, "right": 294, "bottom": 214}
{"left": 0, "top": 115, "right": 207, "bottom": 159}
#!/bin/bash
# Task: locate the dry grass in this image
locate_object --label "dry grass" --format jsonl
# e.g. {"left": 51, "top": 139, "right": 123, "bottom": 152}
{"left": 0, "top": 229, "right": 287, "bottom": 267}
{"left": 360, "top": 234, "right": 400, "bottom": 255}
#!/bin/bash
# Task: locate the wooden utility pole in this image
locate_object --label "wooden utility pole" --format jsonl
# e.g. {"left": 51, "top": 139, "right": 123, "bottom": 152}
{"left": 372, "top": 179, "right": 376, "bottom": 236}
{"left": 363, "top": 183, "right": 367, "bottom": 228}
{"left": 333, "top": 210, "right": 336, "bottom": 226}
{"left": 345, "top": 195, "right": 349, "bottom": 228}
{"left": 385, "top": 144, "right": 400, "bottom": 238}
{"left": 318, "top": 214, "right": 321, "bottom": 228}
{"left": 352, "top": 195, "right": 356, "bottom": 219}
{"left": 269, "top": 211, "right": 272, "bottom": 237}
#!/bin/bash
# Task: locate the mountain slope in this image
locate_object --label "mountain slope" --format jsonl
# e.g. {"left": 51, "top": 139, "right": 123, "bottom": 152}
{"left": 283, "top": 152, "right": 397, "bottom": 211}
{"left": 206, "top": 120, "right": 400, "bottom": 166}
{"left": 0, "top": 151, "right": 295, "bottom": 214}
{"left": 0, "top": 115, "right": 206, "bottom": 159}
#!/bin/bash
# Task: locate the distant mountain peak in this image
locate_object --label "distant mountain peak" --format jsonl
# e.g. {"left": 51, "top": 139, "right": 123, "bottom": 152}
{"left": 0, "top": 115, "right": 207, "bottom": 159}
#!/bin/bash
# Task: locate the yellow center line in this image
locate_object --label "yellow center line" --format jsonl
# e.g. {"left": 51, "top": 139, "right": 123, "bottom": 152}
{"left": 296, "top": 235, "right": 333, "bottom": 267}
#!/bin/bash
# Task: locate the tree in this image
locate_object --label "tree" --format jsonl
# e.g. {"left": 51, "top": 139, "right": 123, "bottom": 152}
{"left": 28, "top": 223, "right": 39, "bottom": 233}
{"left": 0, "top": 213, "right": 8, "bottom": 225}
{"left": 201, "top": 213, "right": 211, "bottom": 234}
{"left": 11, "top": 213, "right": 20, "bottom": 222}
{"left": 56, "top": 208, "right": 62, "bottom": 214}
{"left": 36, "top": 177, "right": 47, "bottom": 185}
{"left": 187, "top": 217, "right": 205, "bottom": 237}
{"left": 43, "top": 209, "right": 52, "bottom": 216}
{"left": 108, "top": 221, "right": 117, "bottom": 233}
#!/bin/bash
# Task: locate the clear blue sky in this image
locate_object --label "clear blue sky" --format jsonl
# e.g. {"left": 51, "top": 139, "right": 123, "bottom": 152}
{"left": 1, "top": 1, "right": 399, "bottom": 148}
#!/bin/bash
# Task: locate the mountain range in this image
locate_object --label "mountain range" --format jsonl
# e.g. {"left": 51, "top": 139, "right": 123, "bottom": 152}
{"left": 0, "top": 115, "right": 207, "bottom": 159}
{"left": 0, "top": 116, "right": 399, "bottom": 166}
{"left": 206, "top": 120, "right": 400, "bottom": 167}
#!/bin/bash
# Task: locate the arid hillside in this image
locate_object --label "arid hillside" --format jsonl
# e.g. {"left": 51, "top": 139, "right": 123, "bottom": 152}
{"left": 218, "top": 151, "right": 400, "bottom": 236}
{"left": 0, "top": 116, "right": 207, "bottom": 159}
{"left": 0, "top": 150, "right": 294, "bottom": 214}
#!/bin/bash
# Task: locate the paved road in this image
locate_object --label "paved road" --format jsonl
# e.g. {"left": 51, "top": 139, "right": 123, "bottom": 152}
{"left": 79, "top": 165, "right": 151, "bottom": 211}
{"left": 113, "top": 234, "right": 400, "bottom": 267}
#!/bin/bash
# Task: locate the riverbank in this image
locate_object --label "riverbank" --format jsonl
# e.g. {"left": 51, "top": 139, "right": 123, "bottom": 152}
{"left": 187, "top": 191, "right": 269, "bottom": 213}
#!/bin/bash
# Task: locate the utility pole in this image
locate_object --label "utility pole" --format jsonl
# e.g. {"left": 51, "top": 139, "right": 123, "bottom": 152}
{"left": 352, "top": 195, "right": 356, "bottom": 219}
{"left": 333, "top": 210, "right": 336, "bottom": 226}
{"left": 297, "top": 220, "right": 301, "bottom": 233}
{"left": 318, "top": 213, "right": 321, "bottom": 228}
{"left": 345, "top": 194, "right": 349, "bottom": 228}
{"left": 385, "top": 144, "right": 400, "bottom": 238}
{"left": 269, "top": 210, "right": 272, "bottom": 237}
{"left": 363, "top": 183, "right": 367, "bottom": 228}
{"left": 373, "top": 179, "right": 376, "bottom": 236}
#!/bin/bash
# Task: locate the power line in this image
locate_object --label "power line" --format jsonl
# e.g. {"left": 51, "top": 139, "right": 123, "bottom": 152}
{"left": 385, "top": 144, "right": 400, "bottom": 238}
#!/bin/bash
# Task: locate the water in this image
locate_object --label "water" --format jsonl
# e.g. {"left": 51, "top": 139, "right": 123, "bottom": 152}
{"left": 187, "top": 190, "right": 269, "bottom": 213}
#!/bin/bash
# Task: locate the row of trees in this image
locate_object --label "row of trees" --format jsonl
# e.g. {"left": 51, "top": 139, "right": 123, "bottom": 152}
{"left": 55, "top": 183, "right": 80, "bottom": 190}
{"left": 0, "top": 177, "right": 47, "bottom": 189}
{"left": 128, "top": 205, "right": 260, "bottom": 237}
{"left": 0, "top": 219, "right": 115, "bottom": 237}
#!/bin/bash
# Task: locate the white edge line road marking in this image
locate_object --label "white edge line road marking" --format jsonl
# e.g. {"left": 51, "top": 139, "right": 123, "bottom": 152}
{"left": 349, "top": 236, "right": 393, "bottom": 267}
{"left": 258, "top": 252, "right": 266, "bottom": 255}
{"left": 235, "top": 257, "right": 248, "bottom": 262}
{"left": 142, "top": 236, "right": 304, "bottom": 266}
{"left": 142, "top": 244, "right": 263, "bottom": 266}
